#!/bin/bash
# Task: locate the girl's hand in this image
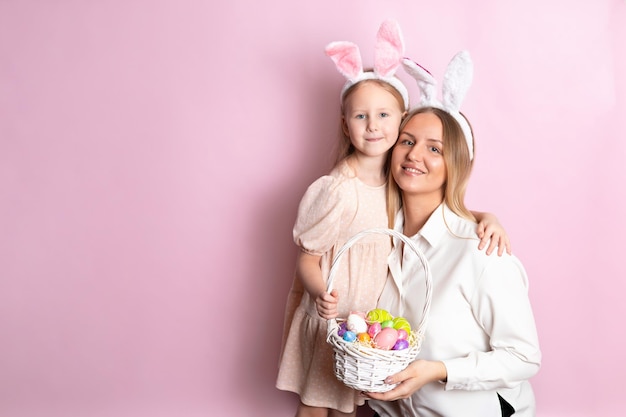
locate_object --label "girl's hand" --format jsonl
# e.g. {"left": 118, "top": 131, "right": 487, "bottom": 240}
{"left": 315, "top": 289, "right": 339, "bottom": 319}
{"left": 363, "top": 359, "right": 447, "bottom": 401}
{"left": 476, "top": 213, "right": 511, "bottom": 256}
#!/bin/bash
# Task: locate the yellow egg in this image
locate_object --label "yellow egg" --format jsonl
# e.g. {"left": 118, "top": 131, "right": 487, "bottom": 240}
{"left": 366, "top": 308, "right": 393, "bottom": 323}
{"left": 392, "top": 317, "right": 411, "bottom": 333}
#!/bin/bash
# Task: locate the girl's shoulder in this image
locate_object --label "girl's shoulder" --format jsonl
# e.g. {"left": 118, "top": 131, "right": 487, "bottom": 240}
{"left": 328, "top": 159, "right": 358, "bottom": 181}
{"left": 303, "top": 161, "right": 356, "bottom": 198}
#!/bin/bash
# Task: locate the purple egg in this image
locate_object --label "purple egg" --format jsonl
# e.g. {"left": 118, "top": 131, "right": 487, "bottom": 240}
{"left": 392, "top": 339, "right": 410, "bottom": 350}
{"left": 337, "top": 322, "right": 348, "bottom": 337}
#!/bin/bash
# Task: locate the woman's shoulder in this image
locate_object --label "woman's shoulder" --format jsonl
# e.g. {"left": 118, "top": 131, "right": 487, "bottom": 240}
{"left": 441, "top": 206, "right": 480, "bottom": 240}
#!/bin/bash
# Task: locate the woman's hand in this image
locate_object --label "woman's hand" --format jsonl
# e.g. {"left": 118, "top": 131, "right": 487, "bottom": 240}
{"left": 315, "top": 289, "right": 339, "bottom": 319}
{"left": 364, "top": 359, "right": 447, "bottom": 401}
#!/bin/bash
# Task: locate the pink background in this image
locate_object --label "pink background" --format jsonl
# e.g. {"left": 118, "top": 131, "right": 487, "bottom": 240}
{"left": 1, "top": 1, "right": 625, "bottom": 416}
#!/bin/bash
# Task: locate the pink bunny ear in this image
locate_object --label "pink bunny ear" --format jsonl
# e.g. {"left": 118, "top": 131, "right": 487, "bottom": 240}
{"left": 374, "top": 19, "right": 404, "bottom": 77}
{"left": 325, "top": 41, "right": 363, "bottom": 81}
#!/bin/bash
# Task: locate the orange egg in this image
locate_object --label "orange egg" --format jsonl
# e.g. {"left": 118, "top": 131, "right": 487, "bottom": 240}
{"left": 357, "top": 332, "right": 371, "bottom": 343}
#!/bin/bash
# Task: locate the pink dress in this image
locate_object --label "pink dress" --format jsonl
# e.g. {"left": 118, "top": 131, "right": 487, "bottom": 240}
{"left": 276, "top": 161, "right": 391, "bottom": 413}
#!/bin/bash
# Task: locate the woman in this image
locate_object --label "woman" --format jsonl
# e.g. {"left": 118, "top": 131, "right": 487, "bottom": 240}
{"left": 365, "top": 105, "right": 542, "bottom": 417}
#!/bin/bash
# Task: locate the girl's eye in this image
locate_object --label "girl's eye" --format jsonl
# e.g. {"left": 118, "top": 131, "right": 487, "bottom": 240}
{"left": 355, "top": 114, "right": 366, "bottom": 119}
{"left": 380, "top": 112, "right": 389, "bottom": 118}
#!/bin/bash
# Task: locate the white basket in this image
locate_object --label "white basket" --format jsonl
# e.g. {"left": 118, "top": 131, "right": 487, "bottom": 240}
{"left": 325, "top": 228, "right": 432, "bottom": 393}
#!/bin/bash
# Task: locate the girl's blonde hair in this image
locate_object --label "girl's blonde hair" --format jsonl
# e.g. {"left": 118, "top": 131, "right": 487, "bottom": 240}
{"left": 386, "top": 107, "right": 475, "bottom": 228}
{"left": 333, "top": 77, "right": 407, "bottom": 168}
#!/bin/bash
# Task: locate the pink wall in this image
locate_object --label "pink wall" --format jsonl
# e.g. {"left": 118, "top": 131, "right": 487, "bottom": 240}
{"left": 1, "top": 1, "right": 624, "bottom": 416}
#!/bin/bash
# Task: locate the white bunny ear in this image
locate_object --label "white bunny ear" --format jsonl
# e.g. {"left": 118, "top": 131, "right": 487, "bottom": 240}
{"left": 373, "top": 19, "right": 404, "bottom": 77}
{"left": 402, "top": 51, "right": 475, "bottom": 160}
{"left": 442, "top": 50, "right": 473, "bottom": 112}
{"left": 325, "top": 41, "right": 363, "bottom": 81}
{"left": 402, "top": 57, "right": 437, "bottom": 106}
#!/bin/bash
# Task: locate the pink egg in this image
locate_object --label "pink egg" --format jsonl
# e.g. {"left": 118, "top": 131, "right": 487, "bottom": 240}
{"left": 396, "top": 329, "right": 408, "bottom": 340}
{"left": 367, "top": 322, "right": 382, "bottom": 338}
{"left": 373, "top": 327, "right": 398, "bottom": 350}
{"left": 349, "top": 311, "right": 367, "bottom": 319}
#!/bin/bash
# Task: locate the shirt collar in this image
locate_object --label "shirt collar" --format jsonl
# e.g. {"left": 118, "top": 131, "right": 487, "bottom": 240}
{"left": 394, "top": 203, "right": 450, "bottom": 249}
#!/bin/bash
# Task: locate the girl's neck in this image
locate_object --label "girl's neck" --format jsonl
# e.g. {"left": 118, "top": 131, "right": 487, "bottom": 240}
{"left": 348, "top": 154, "right": 387, "bottom": 187}
{"left": 402, "top": 192, "right": 443, "bottom": 237}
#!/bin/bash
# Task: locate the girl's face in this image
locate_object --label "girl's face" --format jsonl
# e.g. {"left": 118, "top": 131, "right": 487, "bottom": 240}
{"left": 391, "top": 112, "right": 447, "bottom": 199}
{"left": 342, "top": 82, "right": 404, "bottom": 158}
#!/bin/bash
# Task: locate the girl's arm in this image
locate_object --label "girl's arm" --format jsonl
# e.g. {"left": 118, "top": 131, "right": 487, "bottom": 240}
{"left": 296, "top": 250, "right": 339, "bottom": 319}
{"left": 471, "top": 211, "right": 511, "bottom": 256}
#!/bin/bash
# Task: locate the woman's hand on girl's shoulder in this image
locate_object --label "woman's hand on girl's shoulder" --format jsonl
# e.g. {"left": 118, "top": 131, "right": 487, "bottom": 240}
{"left": 475, "top": 213, "right": 512, "bottom": 256}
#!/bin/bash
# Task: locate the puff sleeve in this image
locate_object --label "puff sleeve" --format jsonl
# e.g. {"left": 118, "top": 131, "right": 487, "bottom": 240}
{"left": 293, "top": 175, "right": 345, "bottom": 256}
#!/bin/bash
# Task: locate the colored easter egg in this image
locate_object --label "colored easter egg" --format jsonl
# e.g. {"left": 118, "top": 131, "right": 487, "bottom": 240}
{"left": 396, "top": 329, "right": 409, "bottom": 340}
{"left": 381, "top": 320, "right": 394, "bottom": 328}
{"left": 367, "top": 321, "right": 382, "bottom": 338}
{"left": 357, "top": 332, "right": 371, "bottom": 343}
{"left": 392, "top": 317, "right": 411, "bottom": 333}
{"left": 346, "top": 313, "right": 368, "bottom": 334}
{"left": 392, "top": 339, "right": 410, "bottom": 350}
{"left": 337, "top": 322, "right": 347, "bottom": 337}
{"left": 373, "top": 327, "right": 398, "bottom": 350}
{"left": 343, "top": 330, "right": 357, "bottom": 342}
{"left": 367, "top": 308, "right": 393, "bottom": 323}
{"left": 349, "top": 311, "right": 367, "bottom": 319}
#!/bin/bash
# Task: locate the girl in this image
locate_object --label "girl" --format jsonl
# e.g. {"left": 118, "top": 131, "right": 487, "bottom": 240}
{"left": 366, "top": 52, "right": 541, "bottom": 417}
{"left": 276, "top": 23, "right": 509, "bottom": 417}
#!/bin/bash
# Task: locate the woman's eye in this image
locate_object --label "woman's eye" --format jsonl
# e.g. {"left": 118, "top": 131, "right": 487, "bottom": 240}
{"left": 430, "top": 146, "right": 441, "bottom": 154}
{"left": 400, "top": 139, "right": 414, "bottom": 146}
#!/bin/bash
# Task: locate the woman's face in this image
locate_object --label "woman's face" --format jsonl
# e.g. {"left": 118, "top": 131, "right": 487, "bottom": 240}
{"left": 391, "top": 112, "right": 447, "bottom": 198}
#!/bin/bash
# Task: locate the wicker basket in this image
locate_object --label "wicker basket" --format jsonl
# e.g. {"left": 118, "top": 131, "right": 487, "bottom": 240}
{"left": 325, "top": 228, "right": 432, "bottom": 393}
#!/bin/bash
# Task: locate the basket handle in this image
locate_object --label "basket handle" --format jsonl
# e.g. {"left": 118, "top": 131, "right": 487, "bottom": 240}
{"left": 326, "top": 227, "right": 432, "bottom": 339}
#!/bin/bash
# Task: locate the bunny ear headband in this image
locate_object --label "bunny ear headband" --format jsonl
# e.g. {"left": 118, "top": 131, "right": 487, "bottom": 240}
{"left": 325, "top": 19, "right": 410, "bottom": 110}
{"left": 402, "top": 51, "right": 475, "bottom": 160}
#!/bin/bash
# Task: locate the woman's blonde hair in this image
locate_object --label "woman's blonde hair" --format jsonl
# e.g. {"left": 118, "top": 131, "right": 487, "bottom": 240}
{"left": 333, "top": 77, "right": 407, "bottom": 167}
{"left": 386, "top": 107, "right": 475, "bottom": 228}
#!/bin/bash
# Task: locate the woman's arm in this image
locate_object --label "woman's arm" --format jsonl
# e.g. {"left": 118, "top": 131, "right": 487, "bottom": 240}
{"left": 471, "top": 211, "right": 511, "bottom": 256}
{"left": 442, "top": 257, "right": 541, "bottom": 390}
{"left": 296, "top": 251, "right": 339, "bottom": 319}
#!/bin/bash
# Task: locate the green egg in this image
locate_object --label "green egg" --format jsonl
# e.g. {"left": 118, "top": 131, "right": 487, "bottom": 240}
{"left": 381, "top": 320, "right": 394, "bottom": 328}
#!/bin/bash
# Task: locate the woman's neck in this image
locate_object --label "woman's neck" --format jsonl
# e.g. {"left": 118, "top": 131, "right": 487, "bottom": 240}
{"left": 402, "top": 193, "right": 443, "bottom": 237}
{"left": 348, "top": 154, "right": 386, "bottom": 186}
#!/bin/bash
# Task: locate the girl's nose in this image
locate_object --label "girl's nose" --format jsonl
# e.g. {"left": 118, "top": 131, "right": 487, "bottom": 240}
{"left": 366, "top": 118, "right": 378, "bottom": 131}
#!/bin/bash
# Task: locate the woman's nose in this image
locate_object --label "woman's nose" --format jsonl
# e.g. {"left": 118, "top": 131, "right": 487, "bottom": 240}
{"left": 407, "top": 147, "right": 421, "bottom": 161}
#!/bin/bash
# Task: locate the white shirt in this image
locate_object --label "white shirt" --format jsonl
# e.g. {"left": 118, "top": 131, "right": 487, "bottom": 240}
{"left": 369, "top": 204, "right": 541, "bottom": 417}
